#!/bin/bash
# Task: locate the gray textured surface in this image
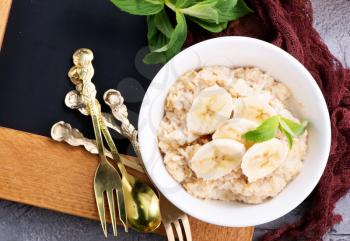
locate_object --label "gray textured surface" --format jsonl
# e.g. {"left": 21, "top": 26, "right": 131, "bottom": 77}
{"left": 1, "top": 0, "right": 349, "bottom": 240}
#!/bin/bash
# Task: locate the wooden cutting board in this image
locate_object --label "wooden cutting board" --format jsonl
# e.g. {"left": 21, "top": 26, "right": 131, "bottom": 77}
{"left": 0, "top": 127, "right": 254, "bottom": 241}
{"left": 0, "top": 0, "right": 11, "bottom": 49}
{"left": 0, "top": 1, "right": 253, "bottom": 240}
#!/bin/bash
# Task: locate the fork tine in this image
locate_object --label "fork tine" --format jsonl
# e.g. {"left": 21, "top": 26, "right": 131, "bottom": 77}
{"left": 180, "top": 215, "right": 192, "bottom": 241}
{"left": 106, "top": 190, "right": 117, "bottom": 236}
{"left": 173, "top": 220, "right": 184, "bottom": 241}
{"left": 95, "top": 189, "right": 107, "bottom": 237}
{"left": 164, "top": 222, "right": 175, "bottom": 241}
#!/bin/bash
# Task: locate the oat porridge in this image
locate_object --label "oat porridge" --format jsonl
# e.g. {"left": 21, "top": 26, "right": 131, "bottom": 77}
{"left": 157, "top": 66, "right": 308, "bottom": 204}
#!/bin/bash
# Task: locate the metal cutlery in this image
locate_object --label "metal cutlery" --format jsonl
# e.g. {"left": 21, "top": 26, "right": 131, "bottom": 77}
{"left": 67, "top": 48, "right": 161, "bottom": 234}
{"left": 67, "top": 48, "right": 127, "bottom": 236}
{"left": 52, "top": 119, "right": 191, "bottom": 241}
{"left": 61, "top": 84, "right": 193, "bottom": 241}
{"left": 54, "top": 48, "right": 191, "bottom": 240}
{"left": 103, "top": 89, "right": 192, "bottom": 241}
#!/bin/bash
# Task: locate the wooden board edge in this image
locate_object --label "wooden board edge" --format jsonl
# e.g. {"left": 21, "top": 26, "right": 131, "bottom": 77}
{"left": 0, "top": 126, "right": 254, "bottom": 241}
{"left": 0, "top": 0, "right": 12, "bottom": 49}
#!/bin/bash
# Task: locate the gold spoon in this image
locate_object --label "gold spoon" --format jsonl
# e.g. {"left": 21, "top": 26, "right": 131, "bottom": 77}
{"left": 68, "top": 48, "right": 161, "bottom": 232}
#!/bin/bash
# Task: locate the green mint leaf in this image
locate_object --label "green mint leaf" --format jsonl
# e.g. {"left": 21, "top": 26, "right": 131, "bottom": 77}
{"left": 179, "top": 0, "right": 219, "bottom": 23}
{"left": 162, "top": 11, "right": 187, "bottom": 53}
{"left": 279, "top": 125, "right": 293, "bottom": 149}
{"left": 216, "top": 0, "right": 238, "bottom": 9}
{"left": 143, "top": 51, "right": 168, "bottom": 64}
{"left": 230, "top": 0, "right": 253, "bottom": 17}
{"left": 154, "top": 9, "right": 174, "bottom": 38}
{"left": 149, "top": 35, "right": 168, "bottom": 52}
{"left": 215, "top": 0, "right": 238, "bottom": 17}
{"left": 279, "top": 117, "right": 308, "bottom": 137}
{"left": 217, "top": 0, "right": 252, "bottom": 22}
{"left": 176, "top": 0, "right": 198, "bottom": 8}
{"left": 242, "top": 115, "right": 308, "bottom": 148}
{"left": 186, "top": 0, "right": 251, "bottom": 33}
{"left": 144, "top": 11, "right": 187, "bottom": 64}
{"left": 242, "top": 116, "right": 280, "bottom": 142}
{"left": 110, "top": 0, "right": 164, "bottom": 16}
{"left": 189, "top": 17, "right": 228, "bottom": 33}
{"left": 146, "top": 15, "right": 168, "bottom": 52}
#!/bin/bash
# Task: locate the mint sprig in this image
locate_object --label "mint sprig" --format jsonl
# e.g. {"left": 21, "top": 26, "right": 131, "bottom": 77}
{"left": 242, "top": 116, "right": 280, "bottom": 143}
{"left": 242, "top": 115, "right": 308, "bottom": 149}
{"left": 110, "top": 0, "right": 252, "bottom": 64}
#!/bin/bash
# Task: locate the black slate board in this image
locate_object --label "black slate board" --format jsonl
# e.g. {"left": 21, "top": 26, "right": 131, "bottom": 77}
{"left": 0, "top": 0, "right": 162, "bottom": 154}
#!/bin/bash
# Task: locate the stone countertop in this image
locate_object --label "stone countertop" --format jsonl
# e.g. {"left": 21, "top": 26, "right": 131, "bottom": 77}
{"left": 0, "top": 0, "right": 349, "bottom": 240}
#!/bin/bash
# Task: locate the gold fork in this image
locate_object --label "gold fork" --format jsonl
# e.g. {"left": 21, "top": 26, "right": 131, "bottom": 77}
{"left": 68, "top": 48, "right": 127, "bottom": 236}
{"left": 104, "top": 89, "right": 192, "bottom": 241}
{"left": 51, "top": 119, "right": 192, "bottom": 241}
{"left": 62, "top": 85, "right": 193, "bottom": 241}
{"left": 64, "top": 49, "right": 190, "bottom": 240}
{"left": 68, "top": 48, "right": 161, "bottom": 234}
{"left": 92, "top": 115, "right": 127, "bottom": 237}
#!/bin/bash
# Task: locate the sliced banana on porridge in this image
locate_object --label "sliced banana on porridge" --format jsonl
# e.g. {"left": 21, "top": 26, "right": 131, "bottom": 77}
{"left": 186, "top": 85, "right": 233, "bottom": 135}
{"left": 241, "top": 138, "right": 288, "bottom": 182}
{"left": 189, "top": 139, "right": 245, "bottom": 180}
{"left": 158, "top": 66, "right": 308, "bottom": 204}
{"left": 233, "top": 95, "right": 276, "bottom": 122}
{"left": 213, "top": 118, "right": 259, "bottom": 143}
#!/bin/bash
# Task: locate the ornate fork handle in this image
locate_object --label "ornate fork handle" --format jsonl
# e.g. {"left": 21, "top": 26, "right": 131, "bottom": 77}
{"left": 68, "top": 49, "right": 129, "bottom": 179}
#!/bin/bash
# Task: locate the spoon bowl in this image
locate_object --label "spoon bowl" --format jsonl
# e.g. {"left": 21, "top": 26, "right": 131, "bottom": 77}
{"left": 123, "top": 176, "right": 161, "bottom": 232}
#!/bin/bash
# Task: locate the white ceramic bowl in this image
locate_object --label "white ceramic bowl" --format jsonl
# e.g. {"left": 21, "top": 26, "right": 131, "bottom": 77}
{"left": 138, "top": 36, "right": 331, "bottom": 227}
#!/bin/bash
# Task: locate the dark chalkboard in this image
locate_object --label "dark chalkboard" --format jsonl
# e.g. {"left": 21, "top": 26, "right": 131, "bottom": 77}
{"left": 0, "top": 0, "right": 162, "bottom": 154}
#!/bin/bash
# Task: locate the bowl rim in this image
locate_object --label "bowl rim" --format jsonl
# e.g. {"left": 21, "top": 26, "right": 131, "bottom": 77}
{"left": 138, "top": 36, "right": 331, "bottom": 227}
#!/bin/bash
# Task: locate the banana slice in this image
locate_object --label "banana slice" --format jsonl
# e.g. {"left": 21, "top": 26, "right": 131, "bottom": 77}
{"left": 241, "top": 138, "right": 288, "bottom": 182}
{"left": 186, "top": 85, "right": 233, "bottom": 135}
{"left": 189, "top": 139, "right": 245, "bottom": 180}
{"left": 233, "top": 95, "right": 276, "bottom": 122}
{"left": 213, "top": 118, "right": 259, "bottom": 144}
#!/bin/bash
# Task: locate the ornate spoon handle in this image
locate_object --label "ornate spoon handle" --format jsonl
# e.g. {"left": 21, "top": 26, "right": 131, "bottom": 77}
{"left": 103, "top": 90, "right": 141, "bottom": 160}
